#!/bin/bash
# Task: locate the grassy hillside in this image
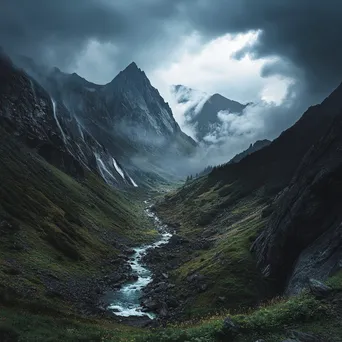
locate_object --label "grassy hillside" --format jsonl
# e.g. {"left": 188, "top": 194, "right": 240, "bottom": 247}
{"left": 153, "top": 177, "right": 274, "bottom": 317}
{"left": 0, "top": 127, "right": 157, "bottom": 317}
{"left": 1, "top": 128, "right": 342, "bottom": 341}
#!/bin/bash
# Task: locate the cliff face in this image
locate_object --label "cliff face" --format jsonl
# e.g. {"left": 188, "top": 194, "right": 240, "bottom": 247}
{"left": 253, "top": 107, "right": 342, "bottom": 294}
{"left": 0, "top": 53, "right": 141, "bottom": 187}
{"left": 1, "top": 53, "right": 197, "bottom": 187}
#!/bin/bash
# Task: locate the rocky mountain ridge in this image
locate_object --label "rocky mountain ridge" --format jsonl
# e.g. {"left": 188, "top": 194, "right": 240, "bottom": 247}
{"left": 3, "top": 52, "right": 197, "bottom": 188}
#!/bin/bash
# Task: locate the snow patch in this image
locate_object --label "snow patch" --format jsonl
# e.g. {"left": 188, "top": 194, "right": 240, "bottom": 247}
{"left": 95, "top": 153, "right": 117, "bottom": 184}
{"left": 112, "top": 158, "right": 125, "bottom": 180}
{"left": 51, "top": 98, "right": 67, "bottom": 144}
{"left": 128, "top": 175, "right": 138, "bottom": 187}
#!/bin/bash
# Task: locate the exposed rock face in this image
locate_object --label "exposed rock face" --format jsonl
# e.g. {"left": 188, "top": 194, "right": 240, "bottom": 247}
{"left": 43, "top": 61, "right": 196, "bottom": 182}
{"left": 1, "top": 52, "right": 196, "bottom": 186}
{"left": 0, "top": 52, "right": 136, "bottom": 186}
{"left": 307, "top": 279, "right": 332, "bottom": 298}
{"left": 252, "top": 106, "right": 342, "bottom": 293}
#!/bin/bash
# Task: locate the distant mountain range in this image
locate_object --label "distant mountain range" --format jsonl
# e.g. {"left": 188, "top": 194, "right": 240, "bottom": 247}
{"left": 171, "top": 84, "right": 249, "bottom": 143}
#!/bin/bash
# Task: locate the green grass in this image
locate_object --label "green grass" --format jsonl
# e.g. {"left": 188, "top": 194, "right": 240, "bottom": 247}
{"left": 156, "top": 188, "right": 272, "bottom": 316}
{"left": 0, "top": 128, "right": 157, "bottom": 316}
{"left": 172, "top": 210, "right": 270, "bottom": 317}
{"left": 139, "top": 290, "right": 342, "bottom": 342}
{"left": 327, "top": 270, "right": 342, "bottom": 290}
{"left": 0, "top": 307, "right": 146, "bottom": 342}
{"left": 2, "top": 288, "right": 342, "bottom": 342}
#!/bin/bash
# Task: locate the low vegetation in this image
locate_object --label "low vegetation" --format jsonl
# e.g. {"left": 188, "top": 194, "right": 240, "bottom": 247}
{"left": 2, "top": 283, "right": 342, "bottom": 341}
{"left": 0, "top": 128, "right": 157, "bottom": 318}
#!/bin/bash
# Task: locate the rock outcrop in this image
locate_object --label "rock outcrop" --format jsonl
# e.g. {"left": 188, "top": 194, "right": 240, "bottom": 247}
{"left": 253, "top": 106, "right": 342, "bottom": 293}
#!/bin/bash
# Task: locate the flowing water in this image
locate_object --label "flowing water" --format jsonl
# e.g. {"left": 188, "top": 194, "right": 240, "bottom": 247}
{"left": 106, "top": 203, "right": 172, "bottom": 319}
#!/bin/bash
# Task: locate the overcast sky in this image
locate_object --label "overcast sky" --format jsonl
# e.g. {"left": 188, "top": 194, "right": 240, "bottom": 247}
{"left": 2, "top": 0, "right": 342, "bottom": 158}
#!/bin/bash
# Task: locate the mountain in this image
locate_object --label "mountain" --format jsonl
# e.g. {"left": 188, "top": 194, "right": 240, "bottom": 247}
{"left": 0, "top": 50, "right": 163, "bottom": 335}
{"left": 13, "top": 56, "right": 196, "bottom": 186}
{"left": 171, "top": 84, "right": 248, "bottom": 142}
{"left": 0, "top": 53, "right": 138, "bottom": 188}
{"left": 252, "top": 104, "right": 342, "bottom": 294}
{"left": 153, "top": 80, "right": 342, "bottom": 319}
{"left": 228, "top": 139, "right": 271, "bottom": 164}
{"left": 3, "top": 50, "right": 342, "bottom": 341}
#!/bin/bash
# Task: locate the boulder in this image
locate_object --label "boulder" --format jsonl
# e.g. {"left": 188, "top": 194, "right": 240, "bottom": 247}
{"left": 288, "top": 330, "right": 323, "bottom": 342}
{"left": 142, "top": 298, "right": 159, "bottom": 311}
{"left": 168, "top": 235, "right": 190, "bottom": 247}
{"left": 308, "top": 279, "right": 332, "bottom": 298}
{"left": 222, "top": 316, "right": 239, "bottom": 334}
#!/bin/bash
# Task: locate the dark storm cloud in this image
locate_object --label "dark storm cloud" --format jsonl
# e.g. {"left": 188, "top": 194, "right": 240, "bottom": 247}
{"left": 0, "top": 0, "right": 185, "bottom": 72}
{"left": 1, "top": 0, "right": 341, "bottom": 98}
{"left": 180, "top": 0, "right": 342, "bottom": 98}
{"left": 2, "top": 0, "right": 342, "bottom": 171}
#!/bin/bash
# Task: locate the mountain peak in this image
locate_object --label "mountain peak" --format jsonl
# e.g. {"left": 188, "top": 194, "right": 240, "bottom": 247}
{"left": 122, "top": 61, "right": 143, "bottom": 75}
{"left": 126, "top": 61, "right": 139, "bottom": 70}
{"left": 108, "top": 61, "right": 147, "bottom": 87}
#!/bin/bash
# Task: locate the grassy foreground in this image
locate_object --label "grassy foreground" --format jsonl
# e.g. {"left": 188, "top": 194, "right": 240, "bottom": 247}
{"left": 2, "top": 283, "right": 342, "bottom": 341}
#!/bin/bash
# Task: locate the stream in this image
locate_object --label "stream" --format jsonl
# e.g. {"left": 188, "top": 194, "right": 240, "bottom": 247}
{"left": 105, "top": 202, "right": 172, "bottom": 319}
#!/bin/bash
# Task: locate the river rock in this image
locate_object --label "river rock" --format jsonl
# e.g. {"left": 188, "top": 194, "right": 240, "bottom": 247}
{"left": 142, "top": 298, "right": 159, "bottom": 310}
{"left": 159, "top": 302, "right": 169, "bottom": 317}
{"left": 168, "top": 235, "right": 190, "bottom": 247}
{"left": 165, "top": 296, "right": 178, "bottom": 308}
{"left": 187, "top": 273, "right": 205, "bottom": 282}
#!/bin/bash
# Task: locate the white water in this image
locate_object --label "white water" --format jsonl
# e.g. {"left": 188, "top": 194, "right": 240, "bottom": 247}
{"left": 51, "top": 99, "right": 67, "bottom": 144}
{"left": 112, "top": 158, "right": 125, "bottom": 180}
{"left": 107, "top": 207, "right": 171, "bottom": 319}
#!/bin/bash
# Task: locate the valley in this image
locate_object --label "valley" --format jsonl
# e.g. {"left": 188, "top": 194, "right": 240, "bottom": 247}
{"left": 1, "top": 49, "right": 342, "bottom": 342}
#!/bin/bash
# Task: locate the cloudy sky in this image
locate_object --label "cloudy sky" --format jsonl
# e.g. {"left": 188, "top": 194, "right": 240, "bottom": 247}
{"left": 2, "top": 0, "right": 342, "bottom": 160}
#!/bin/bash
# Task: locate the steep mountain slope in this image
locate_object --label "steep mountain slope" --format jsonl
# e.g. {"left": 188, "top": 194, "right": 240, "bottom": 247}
{"left": 171, "top": 85, "right": 248, "bottom": 142}
{"left": 19, "top": 58, "right": 196, "bottom": 184}
{"left": 228, "top": 139, "right": 271, "bottom": 164}
{"left": 153, "top": 81, "right": 342, "bottom": 316}
{"left": 0, "top": 53, "right": 138, "bottom": 188}
{"left": 0, "top": 51, "right": 163, "bottom": 319}
{"left": 185, "top": 139, "right": 271, "bottom": 181}
{"left": 253, "top": 107, "right": 342, "bottom": 294}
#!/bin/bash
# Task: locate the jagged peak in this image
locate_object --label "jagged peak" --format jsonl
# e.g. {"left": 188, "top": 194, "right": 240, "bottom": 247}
{"left": 119, "top": 61, "right": 145, "bottom": 77}
{"left": 106, "top": 61, "right": 149, "bottom": 88}
{"left": 125, "top": 61, "right": 140, "bottom": 71}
